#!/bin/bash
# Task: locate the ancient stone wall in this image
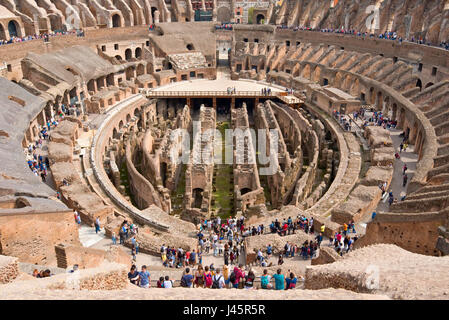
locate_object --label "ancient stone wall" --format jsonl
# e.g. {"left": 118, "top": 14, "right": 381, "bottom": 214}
{"left": 0, "top": 255, "right": 19, "bottom": 284}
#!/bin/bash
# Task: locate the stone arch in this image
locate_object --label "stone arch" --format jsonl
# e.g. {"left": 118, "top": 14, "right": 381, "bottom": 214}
{"left": 256, "top": 14, "right": 265, "bottom": 24}
{"left": 301, "top": 64, "right": 311, "bottom": 79}
{"left": 217, "top": 6, "right": 231, "bottom": 23}
{"left": 8, "top": 20, "right": 21, "bottom": 38}
{"left": 135, "top": 47, "right": 142, "bottom": 59}
{"left": 240, "top": 188, "right": 252, "bottom": 195}
{"left": 369, "top": 87, "right": 375, "bottom": 105}
{"left": 392, "top": 103, "right": 398, "bottom": 120}
{"left": 87, "top": 79, "right": 95, "bottom": 92}
{"left": 126, "top": 114, "right": 131, "bottom": 122}
{"left": 112, "top": 14, "right": 121, "bottom": 28}
{"left": 136, "top": 64, "right": 145, "bottom": 76}
{"left": 383, "top": 96, "right": 390, "bottom": 115}
{"left": 106, "top": 74, "right": 115, "bottom": 86}
{"left": 119, "top": 120, "right": 124, "bottom": 129}
{"left": 125, "top": 49, "right": 132, "bottom": 60}
{"left": 0, "top": 23, "right": 7, "bottom": 40}
{"left": 425, "top": 82, "right": 434, "bottom": 89}
{"left": 349, "top": 77, "right": 359, "bottom": 97}
{"left": 334, "top": 72, "right": 344, "bottom": 88}
{"left": 115, "top": 55, "right": 122, "bottom": 61}
{"left": 342, "top": 75, "right": 352, "bottom": 92}
{"left": 313, "top": 66, "right": 321, "bottom": 83}
{"left": 376, "top": 91, "right": 383, "bottom": 110}
{"left": 126, "top": 67, "right": 134, "bottom": 80}
{"left": 113, "top": 128, "right": 118, "bottom": 139}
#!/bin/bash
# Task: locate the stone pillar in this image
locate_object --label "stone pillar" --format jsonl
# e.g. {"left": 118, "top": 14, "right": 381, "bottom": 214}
{"left": 231, "top": 97, "right": 235, "bottom": 109}
{"left": 213, "top": 97, "right": 217, "bottom": 111}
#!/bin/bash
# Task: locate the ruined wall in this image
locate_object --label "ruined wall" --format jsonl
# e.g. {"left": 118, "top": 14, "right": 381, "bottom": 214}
{"left": 355, "top": 211, "right": 449, "bottom": 256}
{"left": 0, "top": 255, "right": 19, "bottom": 284}
{"left": 55, "top": 243, "right": 130, "bottom": 269}
{"left": 0, "top": 210, "right": 80, "bottom": 266}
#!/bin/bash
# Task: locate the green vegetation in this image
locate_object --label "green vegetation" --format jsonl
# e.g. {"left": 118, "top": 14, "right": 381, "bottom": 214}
{"left": 212, "top": 121, "right": 234, "bottom": 218}
{"left": 248, "top": 7, "right": 254, "bottom": 24}
{"left": 171, "top": 164, "right": 187, "bottom": 216}
{"left": 119, "top": 161, "right": 138, "bottom": 207}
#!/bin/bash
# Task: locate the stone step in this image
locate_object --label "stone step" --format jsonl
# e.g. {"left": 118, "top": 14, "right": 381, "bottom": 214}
{"left": 78, "top": 225, "right": 106, "bottom": 248}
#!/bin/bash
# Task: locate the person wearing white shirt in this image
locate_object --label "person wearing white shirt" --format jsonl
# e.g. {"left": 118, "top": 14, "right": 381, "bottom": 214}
{"left": 163, "top": 276, "right": 173, "bottom": 288}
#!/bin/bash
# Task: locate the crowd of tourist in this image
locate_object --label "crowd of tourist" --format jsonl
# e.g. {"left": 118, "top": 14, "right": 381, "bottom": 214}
{"left": 276, "top": 25, "right": 449, "bottom": 50}
{"left": 0, "top": 30, "right": 82, "bottom": 46}
{"left": 215, "top": 23, "right": 234, "bottom": 31}
{"left": 127, "top": 262, "right": 303, "bottom": 290}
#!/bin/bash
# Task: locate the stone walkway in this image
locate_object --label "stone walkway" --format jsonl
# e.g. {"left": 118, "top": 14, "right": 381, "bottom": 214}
{"left": 376, "top": 129, "right": 417, "bottom": 212}
{"left": 153, "top": 78, "right": 283, "bottom": 93}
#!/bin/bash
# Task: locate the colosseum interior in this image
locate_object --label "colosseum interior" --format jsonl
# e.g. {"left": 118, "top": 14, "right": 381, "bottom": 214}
{"left": 0, "top": 0, "right": 449, "bottom": 301}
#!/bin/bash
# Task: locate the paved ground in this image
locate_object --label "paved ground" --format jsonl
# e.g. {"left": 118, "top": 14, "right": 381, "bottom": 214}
{"left": 153, "top": 78, "right": 283, "bottom": 92}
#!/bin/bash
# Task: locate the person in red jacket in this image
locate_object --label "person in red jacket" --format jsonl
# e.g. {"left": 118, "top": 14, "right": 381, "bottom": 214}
{"left": 232, "top": 264, "right": 245, "bottom": 289}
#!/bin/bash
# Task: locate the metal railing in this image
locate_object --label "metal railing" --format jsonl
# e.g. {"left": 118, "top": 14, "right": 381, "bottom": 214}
{"left": 144, "top": 90, "right": 287, "bottom": 98}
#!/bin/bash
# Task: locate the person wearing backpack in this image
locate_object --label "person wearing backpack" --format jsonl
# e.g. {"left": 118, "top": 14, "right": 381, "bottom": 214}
{"left": 260, "top": 269, "right": 272, "bottom": 289}
{"left": 180, "top": 267, "right": 194, "bottom": 288}
{"left": 212, "top": 268, "right": 225, "bottom": 289}
{"left": 204, "top": 265, "right": 213, "bottom": 288}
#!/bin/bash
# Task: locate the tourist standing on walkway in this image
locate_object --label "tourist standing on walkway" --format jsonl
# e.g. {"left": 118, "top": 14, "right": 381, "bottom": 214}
{"left": 94, "top": 217, "right": 100, "bottom": 233}
{"left": 403, "top": 174, "right": 408, "bottom": 187}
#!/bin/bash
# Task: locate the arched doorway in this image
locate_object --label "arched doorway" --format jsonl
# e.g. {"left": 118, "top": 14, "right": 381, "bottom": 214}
{"left": 8, "top": 20, "right": 20, "bottom": 38}
{"left": 240, "top": 188, "right": 252, "bottom": 195}
{"left": 256, "top": 14, "right": 265, "bottom": 24}
{"left": 125, "top": 49, "right": 132, "bottom": 60}
{"left": 112, "top": 14, "right": 121, "bottom": 28}
{"left": 135, "top": 47, "right": 142, "bottom": 59}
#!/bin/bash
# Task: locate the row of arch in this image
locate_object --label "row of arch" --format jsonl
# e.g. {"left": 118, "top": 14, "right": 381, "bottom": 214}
{"left": 294, "top": 61, "right": 429, "bottom": 160}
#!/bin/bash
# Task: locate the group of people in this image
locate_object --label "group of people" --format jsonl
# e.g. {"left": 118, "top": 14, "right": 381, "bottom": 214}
{"left": 329, "top": 230, "right": 359, "bottom": 256}
{"left": 261, "top": 87, "right": 272, "bottom": 95}
{"left": 24, "top": 112, "right": 63, "bottom": 182}
{"left": 128, "top": 263, "right": 301, "bottom": 290}
{"left": 215, "top": 23, "right": 233, "bottom": 31}
{"left": 226, "top": 87, "right": 237, "bottom": 94}
{"left": 0, "top": 30, "right": 79, "bottom": 46}
{"left": 275, "top": 25, "right": 449, "bottom": 50}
